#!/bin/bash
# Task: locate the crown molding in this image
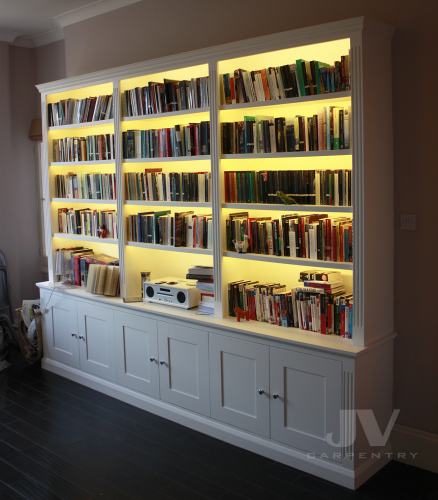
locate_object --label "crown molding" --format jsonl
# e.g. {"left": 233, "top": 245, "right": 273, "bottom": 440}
{"left": 0, "top": 28, "right": 23, "bottom": 44}
{"left": 13, "top": 26, "right": 64, "bottom": 48}
{"left": 4, "top": 0, "right": 142, "bottom": 48}
{"left": 37, "top": 16, "right": 368, "bottom": 94}
{"left": 54, "top": 0, "right": 142, "bottom": 28}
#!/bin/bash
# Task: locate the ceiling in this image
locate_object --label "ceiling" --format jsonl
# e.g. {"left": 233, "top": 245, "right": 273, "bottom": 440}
{"left": 0, "top": 0, "right": 141, "bottom": 47}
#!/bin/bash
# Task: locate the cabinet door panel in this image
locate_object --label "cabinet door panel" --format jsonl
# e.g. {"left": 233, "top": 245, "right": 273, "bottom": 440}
{"left": 114, "top": 311, "right": 159, "bottom": 397}
{"left": 270, "top": 347, "right": 342, "bottom": 459}
{"left": 77, "top": 301, "right": 115, "bottom": 381}
{"left": 210, "top": 334, "right": 270, "bottom": 437}
{"left": 158, "top": 322, "right": 209, "bottom": 416}
{"left": 41, "top": 292, "right": 79, "bottom": 368}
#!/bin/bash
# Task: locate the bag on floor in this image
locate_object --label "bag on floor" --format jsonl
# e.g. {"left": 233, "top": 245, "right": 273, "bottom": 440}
{"left": 14, "top": 300, "right": 43, "bottom": 365}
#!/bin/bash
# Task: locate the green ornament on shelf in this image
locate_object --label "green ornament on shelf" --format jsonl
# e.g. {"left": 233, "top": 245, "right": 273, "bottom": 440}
{"left": 276, "top": 191, "right": 298, "bottom": 205}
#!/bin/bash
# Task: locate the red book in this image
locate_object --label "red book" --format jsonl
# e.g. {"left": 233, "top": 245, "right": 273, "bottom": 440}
{"left": 340, "top": 306, "right": 346, "bottom": 337}
{"left": 166, "top": 128, "right": 172, "bottom": 157}
{"left": 224, "top": 172, "right": 230, "bottom": 202}
{"left": 193, "top": 124, "right": 199, "bottom": 155}
{"left": 230, "top": 76, "right": 236, "bottom": 103}
{"left": 299, "top": 218, "right": 306, "bottom": 258}
{"left": 260, "top": 69, "right": 271, "bottom": 100}
{"left": 324, "top": 218, "right": 331, "bottom": 260}
{"left": 339, "top": 224, "right": 344, "bottom": 262}
{"left": 192, "top": 215, "right": 197, "bottom": 248}
{"left": 230, "top": 172, "right": 237, "bottom": 202}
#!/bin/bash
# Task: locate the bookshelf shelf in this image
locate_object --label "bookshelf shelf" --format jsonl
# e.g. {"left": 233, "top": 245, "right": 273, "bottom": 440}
{"left": 50, "top": 160, "right": 115, "bottom": 167}
{"left": 52, "top": 198, "right": 116, "bottom": 204}
{"left": 219, "top": 90, "right": 351, "bottom": 111}
{"left": 123, "top": 155, "right": 211, "bottom": 163}
{"left": 221, "top": 150, "right": 351, "bottom": 160}
{"left": 222, "top": 203, "right": 352, "bottom": 212}
{"left": 48, "top": 119, "right": 114, "bottom": 131}
{"left": 122, "top": 107, "right": 209, "bottom": 121}
{"left": 223, "top": 251, "right": 353, "bottom": 270}
{"left": 52, "top": 233, "right": 118, "bottom": 244}
{"left": 126, "top": 241, "right": 212, "bottom": 254}
{"left": 125, "top": 200, "right": 211, "bottom": 207}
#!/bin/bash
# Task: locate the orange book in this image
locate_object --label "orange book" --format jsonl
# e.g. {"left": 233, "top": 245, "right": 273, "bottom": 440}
{"left": 260, "top": 69, "right": 271, "bottom": 100}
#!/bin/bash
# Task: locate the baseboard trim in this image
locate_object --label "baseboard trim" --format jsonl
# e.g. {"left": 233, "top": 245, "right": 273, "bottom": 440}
{"left": 354, "top": 447, "right": 392, "bottom": 488}
{"left": 392, "top": 424, "right": 438, "bottom": 474}
{"left": 42, "top": 357, "right": 356, "bottom": 489}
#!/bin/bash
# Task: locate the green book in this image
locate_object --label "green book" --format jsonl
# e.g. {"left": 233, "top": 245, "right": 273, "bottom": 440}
{"left": 314, "top": 61, "right": 330, "bottom": 94}
{"left": 295, "top": 59, "right": 307, "bottom": 96}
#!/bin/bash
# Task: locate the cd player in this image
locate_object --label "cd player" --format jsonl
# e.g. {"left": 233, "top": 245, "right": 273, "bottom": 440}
{"left": 143, "top": 277, "right": 200, "bottom": 309}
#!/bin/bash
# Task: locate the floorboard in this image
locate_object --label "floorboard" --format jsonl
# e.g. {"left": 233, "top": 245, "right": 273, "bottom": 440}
{"left": 0, "top": 363, "right": 436, "bottom": 500}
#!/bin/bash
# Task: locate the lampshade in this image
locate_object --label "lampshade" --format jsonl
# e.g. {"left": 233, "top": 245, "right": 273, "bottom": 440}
{"left": 28, "top": 118, "right": 42, "bottom": 141}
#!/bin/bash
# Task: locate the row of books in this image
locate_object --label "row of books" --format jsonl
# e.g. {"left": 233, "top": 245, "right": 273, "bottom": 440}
{"left": 86, "top": 264, "right": 120, "bottom": 296}
{"left": 57, "top": 208, "right": 118, "bottom": 239}
{"left": 54, "top": 173, "right": 117, "bottom": 200}
{"left": 226, "top": 212, "right": 352, "bottom": 262}
{"left": 48, "top": 95, "right": 113, "bottom": 126}
{"left": 125, "top": 170, "right": 211, "bottom": 202}
{"left": 228, "top": 271, "right": 352, "bottom": 337}
{"left": 127, "top": 211, "right": 212, "bottom": 249}
{"left": 220, "top": 55, "right": 350, "bottom": 104}
{"left": 122, "top": 122, "right": 210, "bottom": 159}
{"left": 186, "top": 265, "right": 215, "bottom": 315}
{"left": 224, "top": 169, "right": 351, "bottom": 206}
{"left": 221, "top": 107, "right": 351, "bottom": 154}
{"left": 54, "top": 247, "right": 119, "bottom": 291}
{"left": 52, "top": 135, "right": 115, "bottom": 162}
{"left": 122, "top": 77, "right": 209, "bottom": 117}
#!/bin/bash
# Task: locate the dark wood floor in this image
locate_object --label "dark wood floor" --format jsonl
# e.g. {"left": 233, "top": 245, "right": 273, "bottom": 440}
{"left": 0, "top": 362, "right": 436, "bottom": 500}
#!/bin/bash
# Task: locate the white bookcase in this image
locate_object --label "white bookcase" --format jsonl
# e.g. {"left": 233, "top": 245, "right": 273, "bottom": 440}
{"left": 37, "top": 17, "right": 394, "bottom": 488}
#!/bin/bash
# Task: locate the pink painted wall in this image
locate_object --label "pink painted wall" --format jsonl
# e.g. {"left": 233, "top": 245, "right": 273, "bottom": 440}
{"left": 36, "top": 40, "right": 66, "bottom": 85}
{"left": 34, "top": 0, "right": 438, "bottom": 436}
{"left": 0, "top": 41, "right": 65, "bottom": 310}
{"left": 0, "top": 45, "right": 46, "bottom": 309}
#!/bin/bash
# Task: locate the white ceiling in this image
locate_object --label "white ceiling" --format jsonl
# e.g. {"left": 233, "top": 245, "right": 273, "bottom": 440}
{"left": 0, "top": 0, "right": 141, "bottom": 47}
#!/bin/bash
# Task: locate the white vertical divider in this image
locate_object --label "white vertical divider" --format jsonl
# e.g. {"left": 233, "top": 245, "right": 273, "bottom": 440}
{"left": 209, "top": 60, "right": 223, "bottom": 318}
{"left": 41, "top": 93, "right": 55, "bottom": 283}
{"left": 350, "top": 33, "right": 364, "bottom": 347}
{"left": 113, "top": 78, "right": 127, "bottom": 300}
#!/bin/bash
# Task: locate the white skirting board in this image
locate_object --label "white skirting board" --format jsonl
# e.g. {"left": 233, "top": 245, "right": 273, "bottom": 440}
{"left": 42, "top": 357, "right": 357, "bottom": 489}
{"left": 392, "top": 425, "right": 438, "bottom": 474}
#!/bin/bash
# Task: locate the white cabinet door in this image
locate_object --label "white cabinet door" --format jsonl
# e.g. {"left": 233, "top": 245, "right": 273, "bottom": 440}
{"left": 158, "top": 321, "right": 210, "bottom": 416}
{"left": 210, "top": 334, "right": 270, "bottom": 437}
{"left": 77, "top": 301, "right": 116, "bottom": 381}
{"left": 114, "top": 311, "right": 159, "bottom": 398}
{"left": 41, "top": 291, "right": 79, "bottom": 368}
{"left": 270, "top": 347, "right": 342, "bottom": 458}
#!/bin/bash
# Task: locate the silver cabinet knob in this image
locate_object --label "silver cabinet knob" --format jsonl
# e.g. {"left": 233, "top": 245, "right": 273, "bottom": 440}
{"left": 159, "top": 360, "right": 168, "bottom": 366}
{"left": 272, "top": 393, "right": 280, "bottom": 400}
{"left": 149, "top": 357, "right": 157, "bottom": 363}
{"left": 78, "top": 335, "right": 85, "bottom": 341}
{"left": 257, "top": 389, "right": 265, "bottom": 395}
{"left": 71, "top": 333, "right": 78, "bottom": 338}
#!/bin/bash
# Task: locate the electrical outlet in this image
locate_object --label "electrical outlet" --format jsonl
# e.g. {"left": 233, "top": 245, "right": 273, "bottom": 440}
{"left": 400, "top": 214, "right": 416, "bottom": 231}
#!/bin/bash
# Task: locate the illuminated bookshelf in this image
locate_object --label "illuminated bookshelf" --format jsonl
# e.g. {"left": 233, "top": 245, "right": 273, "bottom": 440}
{"left": 37, "top": 19, "right": 394, "bottom": 488}
{"left": 38, "top": 19, "right": 393, "bottom": 351}
{"left": 41, "top": 34, "right": 356, "bottom": 340}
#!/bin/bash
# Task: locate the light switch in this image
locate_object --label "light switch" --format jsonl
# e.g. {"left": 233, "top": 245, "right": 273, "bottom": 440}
{"left": 400, "top": 214, "right": 416, "bottom": 231}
